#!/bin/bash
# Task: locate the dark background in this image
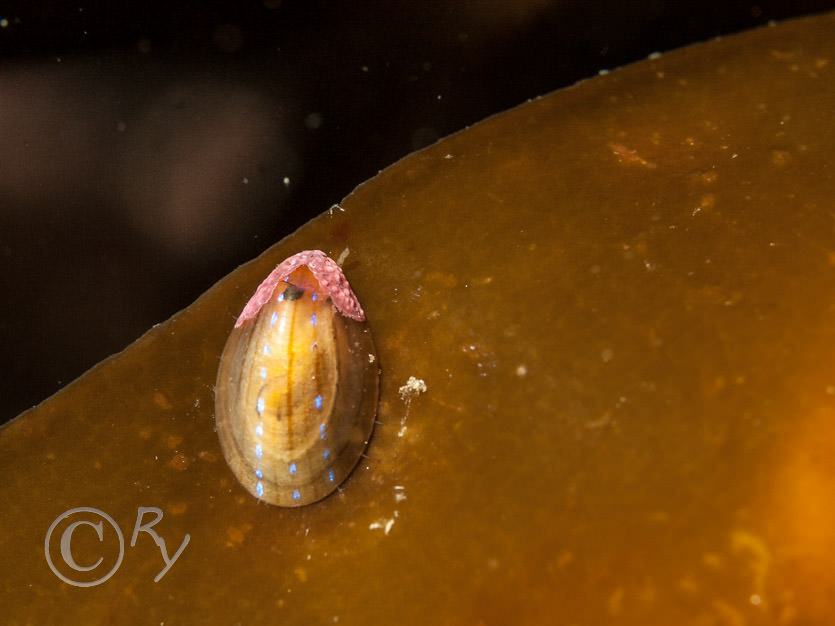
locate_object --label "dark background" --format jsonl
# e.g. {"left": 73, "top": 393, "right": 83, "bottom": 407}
{"left": 2, "top": 0, "right": 833, "bottom": 425}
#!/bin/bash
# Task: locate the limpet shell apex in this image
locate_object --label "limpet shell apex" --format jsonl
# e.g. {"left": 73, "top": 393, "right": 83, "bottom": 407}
{"left": 215, "top": 250, "right": 378, "bottom": 507}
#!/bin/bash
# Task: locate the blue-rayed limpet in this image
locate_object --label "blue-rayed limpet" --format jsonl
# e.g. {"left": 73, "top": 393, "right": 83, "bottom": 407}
{"left": 215, "top": 250, "right": 379, "bottom": 507}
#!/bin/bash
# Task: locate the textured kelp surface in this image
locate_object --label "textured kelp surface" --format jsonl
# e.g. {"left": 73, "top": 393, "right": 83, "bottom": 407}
{"left": 2, "top": 12, "right": 835, "bottom": 624}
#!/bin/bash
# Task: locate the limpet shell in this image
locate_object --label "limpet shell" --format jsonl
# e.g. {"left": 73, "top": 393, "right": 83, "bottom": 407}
{"left": 215, "top": 250, "right": 379, "bottom": 507}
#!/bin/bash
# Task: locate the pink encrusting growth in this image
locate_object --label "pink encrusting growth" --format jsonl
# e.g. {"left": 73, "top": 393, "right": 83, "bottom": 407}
{"left": 235, "top": 250, "right": 366, "bottom": 327}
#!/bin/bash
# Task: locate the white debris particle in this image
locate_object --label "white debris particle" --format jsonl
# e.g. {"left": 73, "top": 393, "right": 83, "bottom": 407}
{"left": 336, "top": 247, "right": 350, "bottom": 266}
{"left": 369, "top": 513, "right": 398, "bottom": 536}
{"left": 516, "top": 364, "right": 528, "bottom": 377}
{"left": 398, "top": 376, "right": 427, "bottom": 401}
{"left": 396, "top": 377, "right": 426, "bottom": 437}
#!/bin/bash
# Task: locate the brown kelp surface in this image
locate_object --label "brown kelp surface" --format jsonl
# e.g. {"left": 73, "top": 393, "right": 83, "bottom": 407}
{"left": 2, "top": 12, "right": 835, "bottom": 624}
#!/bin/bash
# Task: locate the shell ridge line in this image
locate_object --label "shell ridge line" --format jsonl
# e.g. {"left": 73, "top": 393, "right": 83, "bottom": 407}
{"left": 223, "top": 326, "right": 258, "bottom": 481}
{"left": 235, "top": 250, "right": 365, "bottom": 327}
{"left": 284, "top": 294, "right": 298, "bottom": 444}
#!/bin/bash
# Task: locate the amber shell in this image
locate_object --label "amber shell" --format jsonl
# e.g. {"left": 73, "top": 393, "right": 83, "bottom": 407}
{"left": 215, "top": 251, "right": 379, "bottom": 507}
